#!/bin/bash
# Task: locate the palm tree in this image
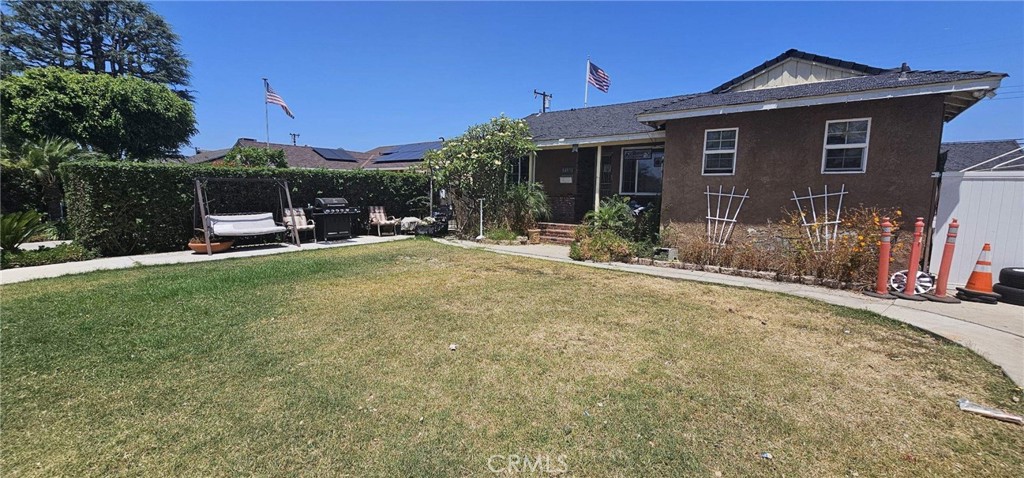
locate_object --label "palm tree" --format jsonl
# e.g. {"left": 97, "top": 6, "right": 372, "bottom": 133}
{"left": 2, "top": 137, "right": 84, "bottom": 218}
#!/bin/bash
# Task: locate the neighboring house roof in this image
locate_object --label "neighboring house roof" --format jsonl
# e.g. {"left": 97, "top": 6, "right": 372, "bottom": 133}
{"left": 184, "top": 147, "right": 231, "bottom": 164}
{"left": 185, "top": 139, "right": 367, "bottom": 169}
{"left": 523, "top": 95, "right": 692, "bottom": 144}
{"left": 940, "top": 139, "right": 1024, "bottom": 172}
{"left": 362, "top": 140, "right": 441, "bottom": 170}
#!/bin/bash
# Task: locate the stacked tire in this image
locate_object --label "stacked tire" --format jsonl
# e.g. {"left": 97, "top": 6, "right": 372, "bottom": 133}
{"left": 994, "top": 268, "right": 1024, "bottom": 306}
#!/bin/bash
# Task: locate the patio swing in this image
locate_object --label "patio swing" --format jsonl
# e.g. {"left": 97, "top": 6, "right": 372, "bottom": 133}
{"left": 193, "top": 177, "right": 302, "bottom": 255}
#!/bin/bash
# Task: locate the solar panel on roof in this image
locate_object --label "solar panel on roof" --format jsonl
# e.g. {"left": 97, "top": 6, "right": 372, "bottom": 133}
{"left": 313, "top": 147, "right": 358, "bottom": 162}
{"left": 373, "top": 141, "right": 443, "bottom": 163}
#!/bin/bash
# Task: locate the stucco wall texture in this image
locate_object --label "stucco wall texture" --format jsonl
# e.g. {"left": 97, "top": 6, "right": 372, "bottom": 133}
{"left": 659, "top": 95, "right": 946, "bottom": 225}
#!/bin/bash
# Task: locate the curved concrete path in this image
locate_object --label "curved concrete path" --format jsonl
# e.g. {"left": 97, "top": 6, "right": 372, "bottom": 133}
{"left": 442, "top": 239, "right": 1024, "bottom": 388}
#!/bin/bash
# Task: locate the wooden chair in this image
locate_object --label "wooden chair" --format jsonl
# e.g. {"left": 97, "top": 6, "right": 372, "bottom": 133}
{"left": 282, "top": 208, "right": 315, "bottom": 242}
{"left": 368, "top": 206, "right": 400, "bottom": 236}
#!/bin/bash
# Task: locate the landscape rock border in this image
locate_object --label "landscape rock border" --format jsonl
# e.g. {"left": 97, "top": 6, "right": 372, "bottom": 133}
{"left": 632, "top": 257, "right": 861, "bottom": 291}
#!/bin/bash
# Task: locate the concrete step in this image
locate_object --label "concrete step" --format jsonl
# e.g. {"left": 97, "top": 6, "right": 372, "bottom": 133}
{"left": 539, "top": 235, "right": 574, "bottom": 245}
{"left": 539, "top": 229, "right": 575, "bottom": 238}
{"left": 537, "top": 222, "right": 578, "bottom": 231}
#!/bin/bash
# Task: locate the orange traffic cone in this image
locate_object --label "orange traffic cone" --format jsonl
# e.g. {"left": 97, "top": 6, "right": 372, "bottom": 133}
{"left": 956, "top": 243, "right": 1001, "bottom": 302}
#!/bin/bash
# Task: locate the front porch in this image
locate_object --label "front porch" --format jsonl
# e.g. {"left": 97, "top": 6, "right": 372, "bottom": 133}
{"left": 530, "top": 141, "right": 665, "bottom": 224}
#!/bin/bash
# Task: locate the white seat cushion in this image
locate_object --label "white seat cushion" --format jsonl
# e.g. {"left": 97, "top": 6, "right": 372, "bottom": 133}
{"left": 208, "top": 213, "right": 288, "bottom": 237}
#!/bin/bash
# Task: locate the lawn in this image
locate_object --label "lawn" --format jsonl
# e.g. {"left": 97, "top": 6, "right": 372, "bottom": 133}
{"left": 2, "top": 239, "right": 1022, "bottom": 476}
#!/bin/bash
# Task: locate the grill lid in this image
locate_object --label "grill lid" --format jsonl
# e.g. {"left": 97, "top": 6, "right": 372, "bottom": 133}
{"left": 315, "top": 197, "right": 348, "bottom": 207}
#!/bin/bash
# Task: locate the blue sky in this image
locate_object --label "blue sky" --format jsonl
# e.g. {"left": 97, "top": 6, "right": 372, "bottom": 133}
{"left": 151, "top": 1, "right": 1024, "bottom": 153}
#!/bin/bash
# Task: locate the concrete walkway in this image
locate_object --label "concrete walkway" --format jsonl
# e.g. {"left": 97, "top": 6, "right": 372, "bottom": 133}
{"left": 1, "top": 235, "right": 413, "bottom": 285}
{"left": 442, "top": 239, "right": 1024, "bottom": 388}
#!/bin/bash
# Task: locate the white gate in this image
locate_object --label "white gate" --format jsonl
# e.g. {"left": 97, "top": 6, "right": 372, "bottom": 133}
{"left": 930, "top": 171, "right": 1024, "bottom": 287}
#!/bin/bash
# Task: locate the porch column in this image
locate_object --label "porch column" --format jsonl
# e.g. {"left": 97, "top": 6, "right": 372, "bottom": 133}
{"left": 529, "top": 151, "right": 536, "bottom": 183}
{"left": 593, "top": 144, "right": 602, "bottom": 211}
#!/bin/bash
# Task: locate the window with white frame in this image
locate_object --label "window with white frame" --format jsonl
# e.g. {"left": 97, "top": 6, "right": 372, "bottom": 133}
{"left": 620, "top": 147, "right": 664, "bottom": 195}
{"left": 702, "top": 128, "right": 738, "bottom": 175}
{"left": 822, "top": 119, "right": 870, "bottom": 173}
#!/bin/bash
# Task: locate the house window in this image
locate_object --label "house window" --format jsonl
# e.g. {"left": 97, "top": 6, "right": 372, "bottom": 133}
{"left": 620, "top": 147, "right": 664, "bottom": 195}
{"left": 822, "top": 118, "right": 870, "bottom": 173}
{"left": 509, "top": 156, "right": 530, "bottom": 184}
{"left": 702, "top": 128, "right": 738, "bottom": 175}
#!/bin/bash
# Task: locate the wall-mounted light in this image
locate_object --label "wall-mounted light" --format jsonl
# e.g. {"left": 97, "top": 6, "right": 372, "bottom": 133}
{"left": 571, "top": 144, "right": 579, "bottom": 153}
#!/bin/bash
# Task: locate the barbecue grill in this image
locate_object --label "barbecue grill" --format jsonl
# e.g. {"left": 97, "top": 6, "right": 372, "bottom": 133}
{"left": 309, "top": 197, "right": 361, "bottom": 241}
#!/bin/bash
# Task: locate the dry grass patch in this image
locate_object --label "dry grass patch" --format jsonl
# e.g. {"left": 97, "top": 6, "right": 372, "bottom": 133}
{"left": 2, "top": 239, "right": 1021, "bottom": 476}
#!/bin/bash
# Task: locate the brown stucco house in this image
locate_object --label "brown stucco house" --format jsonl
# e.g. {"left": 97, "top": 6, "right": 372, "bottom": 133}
{"left": 523, "top": 49, "right": 1007, "bottom": 227}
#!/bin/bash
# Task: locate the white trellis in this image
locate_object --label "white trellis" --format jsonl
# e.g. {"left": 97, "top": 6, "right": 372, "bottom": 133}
{"left": 790, "top": 184, "right": 847, "bottom": 252}
{"left": 705, "top": 185, "right": 749, "bottom": 246}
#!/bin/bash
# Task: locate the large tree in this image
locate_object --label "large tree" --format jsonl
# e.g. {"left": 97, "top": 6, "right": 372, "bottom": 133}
{"left": 424, "top": 116, "right": 537, "bottom": 236}
{"left": 1, "top": 0, "right": 192, "bottom": 100}
{"left": 1, "top": 67, "right": 197, "bottom": 160}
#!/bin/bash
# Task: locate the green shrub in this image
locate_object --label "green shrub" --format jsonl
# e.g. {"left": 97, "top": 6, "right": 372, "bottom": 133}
{"left": 0, "top": 210, "right": 50, "bottom": 251}
{"left": 484, "top": 228, "right": 518, "bottom": 241}
{"left": 222, "top": 147, "right": 287, "bottom": 168}
{"left": 0, "top": 163, "right": 45, "bottom": 214}
{"left": 583, "top": 196, "right": 634, "bottom": 236}
{"left": 59, "top": 161, "right": 429, "bottom": 256}
{"left": 571, "top": 226, "right": 631, "bottom": 262}
{"left": 502, "top": 182, "right": 551, "bottom": 234}
{"left": 0, "top": 242, "right": 96, "bottom": 269}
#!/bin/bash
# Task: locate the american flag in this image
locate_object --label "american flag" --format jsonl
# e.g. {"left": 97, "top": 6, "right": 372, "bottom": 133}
{"left": 587, "top": 61, "right": 610, "bottom": 93}
{"left": 265, "top": 81, "right": 294, "bottom": 118}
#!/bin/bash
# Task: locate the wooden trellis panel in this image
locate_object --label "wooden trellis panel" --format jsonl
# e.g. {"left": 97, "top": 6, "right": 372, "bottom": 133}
{"left": 705, "top": 185, "right": 749, "bottom": 246}
{"left": 790, "top": 184, "right": 847, "bottom": 252}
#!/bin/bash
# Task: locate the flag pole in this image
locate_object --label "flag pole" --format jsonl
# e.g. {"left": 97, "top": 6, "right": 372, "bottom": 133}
{"left": 584, "top": 57, "right": 590, "bottom": 107}
{"left": 262, "top": 77, "right": 270, "bottom": 148}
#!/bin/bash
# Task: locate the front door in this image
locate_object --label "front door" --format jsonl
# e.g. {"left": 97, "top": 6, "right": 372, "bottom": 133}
{"left": 573, "top": 147, "right": 597, "bottom": 222}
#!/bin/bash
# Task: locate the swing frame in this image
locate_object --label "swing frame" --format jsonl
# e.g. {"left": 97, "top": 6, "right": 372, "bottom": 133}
{"left": 194, "top": 177, "right": 301, "bottom": 256}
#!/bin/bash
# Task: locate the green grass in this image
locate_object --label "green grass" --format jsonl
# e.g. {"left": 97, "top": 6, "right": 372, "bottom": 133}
{"left": 2, "top": 240, "right": 1022, "bottom": 476}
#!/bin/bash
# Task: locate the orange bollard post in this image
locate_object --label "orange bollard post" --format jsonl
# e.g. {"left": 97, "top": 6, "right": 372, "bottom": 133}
{"left": 864, "top": 216, "right": 895, "bottom": 299}
{"left": 893, "top": 217, "right": 927, "bottom": 301}
{"left": 924, "top": 219, "right": 961, "bottom": 303}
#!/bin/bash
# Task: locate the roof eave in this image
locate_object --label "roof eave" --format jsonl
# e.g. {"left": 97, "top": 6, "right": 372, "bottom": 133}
{"left": 636, "top": 77, "right": 1004, "bottom": 123}
{"left": 534, "top": 131, "right": 667, "bottom": 149}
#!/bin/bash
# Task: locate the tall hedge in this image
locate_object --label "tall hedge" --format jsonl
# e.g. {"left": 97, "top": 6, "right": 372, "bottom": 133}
{"left": 59, "top": 161, "right": 429, "bottom": 256}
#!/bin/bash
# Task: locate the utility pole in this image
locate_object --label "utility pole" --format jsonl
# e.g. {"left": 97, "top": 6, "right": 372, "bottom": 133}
{"left": 289, "top": 133, "right": 300, "bottom": 146}
{"left": 534, "top": 89, "right": 552, "bottom": 113}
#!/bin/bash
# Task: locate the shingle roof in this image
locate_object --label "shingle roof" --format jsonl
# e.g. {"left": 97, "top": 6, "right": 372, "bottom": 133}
{"left": 940, "top": 139, "right": 1024, "bottom": 172}
{"left": 184, "top": 148, "right": 231, "bottom": 164}
{"left": 232, "top": 139, "right": 365, "bottom": 169}
{"left": 523, "top": 95, "right": 692, "bottom": 141}
{"left": 525, "top": 50, "right": 1005, "bottom": 141}
{"left": 643, "top": 70, "right": 1006, "bottom": 116}
{"left": 712, "top": 49, "right": 889, "bottom": 94}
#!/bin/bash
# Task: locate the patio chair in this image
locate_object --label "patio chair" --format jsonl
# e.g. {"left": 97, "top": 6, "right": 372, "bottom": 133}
{"left": 368, "top": 206, "right": 400, "bottom": 236}
{"left": 282, "top": 208, "right": 315, "bottom": 242}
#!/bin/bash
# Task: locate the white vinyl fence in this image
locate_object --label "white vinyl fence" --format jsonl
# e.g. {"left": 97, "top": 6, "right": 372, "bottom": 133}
{"left": 930, "top": 171, "right": 1024, "bottom": 287}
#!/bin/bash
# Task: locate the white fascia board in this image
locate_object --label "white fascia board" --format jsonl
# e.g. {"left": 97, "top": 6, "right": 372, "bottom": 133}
{"left": 636, "top": 78, "right": 1004, "bottom": 122}
{"left": 535, "top": 131, "right": 666, "bottom": 149}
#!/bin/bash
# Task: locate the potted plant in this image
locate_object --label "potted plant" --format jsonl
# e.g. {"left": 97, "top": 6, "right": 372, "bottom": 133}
{"left": 187, "top": 236, "right": 234, "bottom": 253}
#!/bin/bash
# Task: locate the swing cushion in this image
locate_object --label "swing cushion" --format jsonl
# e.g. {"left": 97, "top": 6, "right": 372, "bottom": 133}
{"left": 207, "top": 213, "right": 287, "bottom": 237}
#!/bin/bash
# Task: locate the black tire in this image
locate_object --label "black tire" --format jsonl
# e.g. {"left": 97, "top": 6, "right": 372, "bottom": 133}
{"left": 999, "top": 268, "right": 1024, "bottom": 289}
{"left": 993, "top": 283, "right": 1024, "bottom": 306}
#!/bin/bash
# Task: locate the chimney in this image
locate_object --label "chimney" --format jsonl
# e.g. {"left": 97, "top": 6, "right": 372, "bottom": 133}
{"left": 900, "top": 62, "right": 910, "bottom": 72}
